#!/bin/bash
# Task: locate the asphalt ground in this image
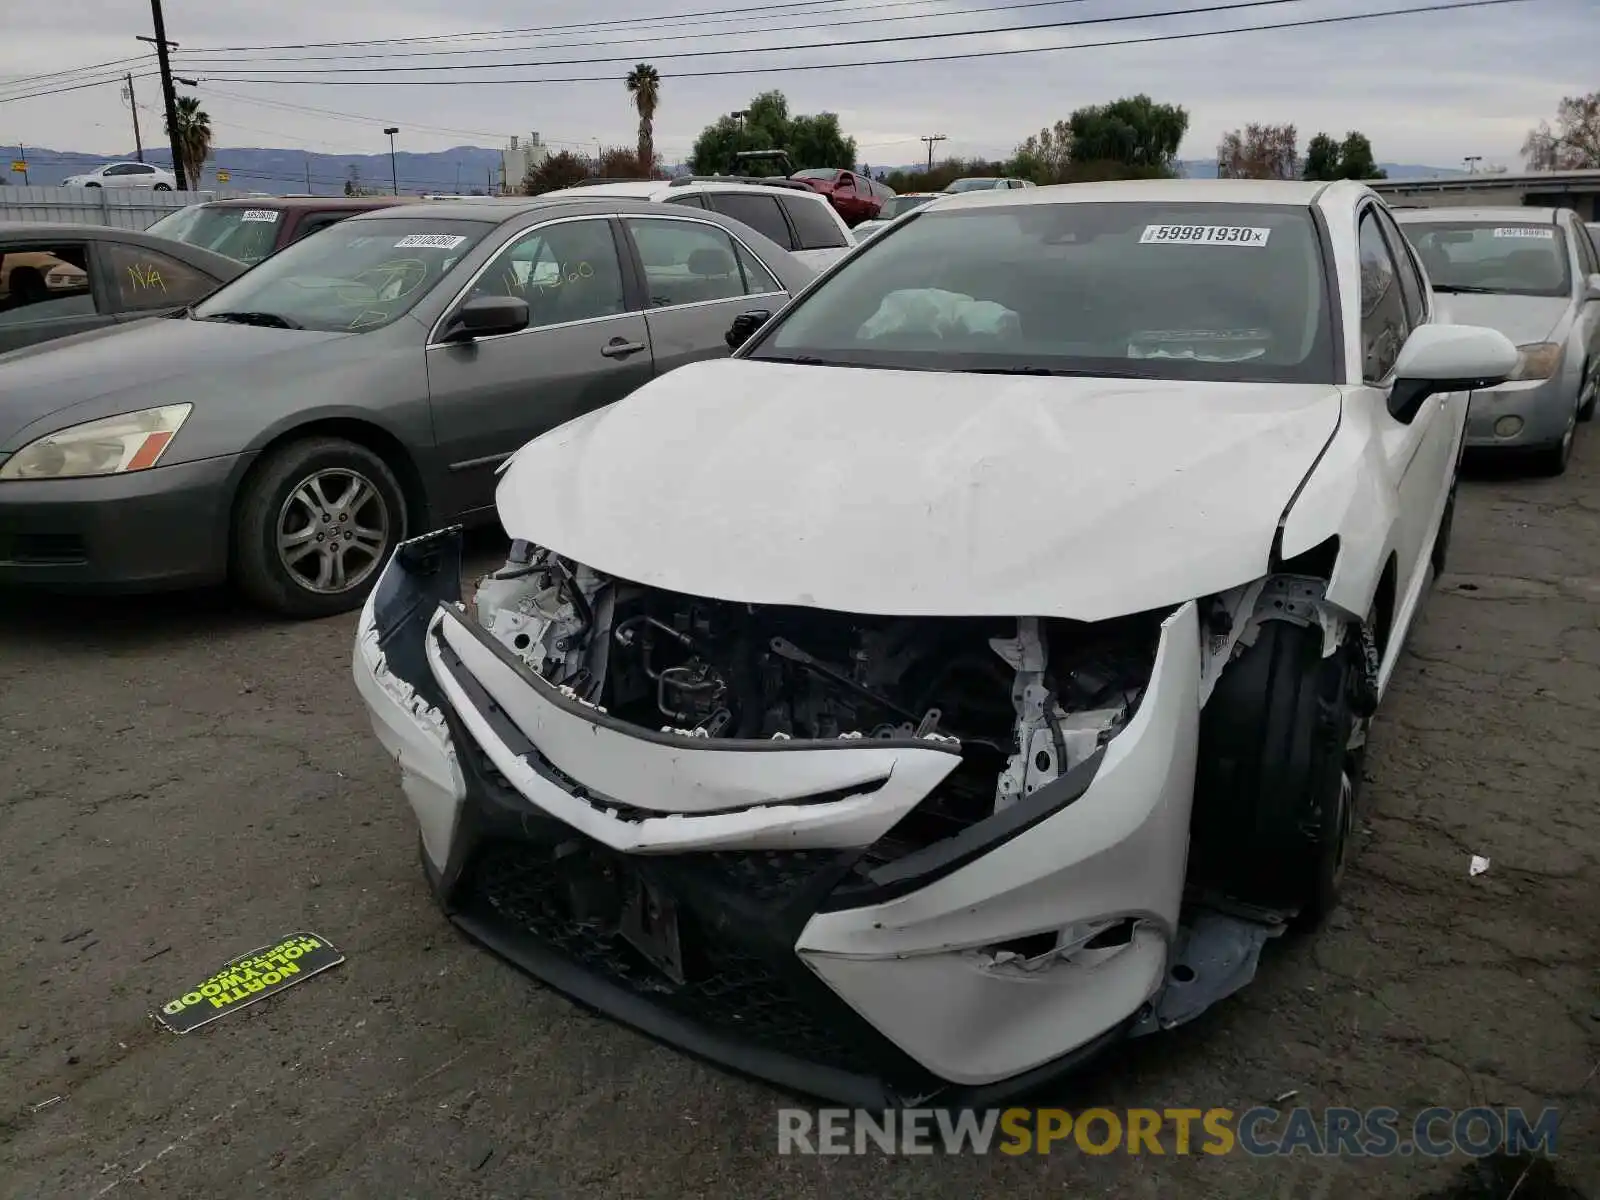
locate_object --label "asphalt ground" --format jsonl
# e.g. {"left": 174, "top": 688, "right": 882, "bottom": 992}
{"left": 1, "top": 439, "right": 1597, "bottom": 1199}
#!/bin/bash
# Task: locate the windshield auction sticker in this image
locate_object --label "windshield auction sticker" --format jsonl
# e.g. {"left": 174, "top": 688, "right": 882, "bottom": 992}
{"left": 240, "top": 209, "right": 281, "bottom": 223}
{"left": 394, "top": 233, "right": 467, "bottom": 249}
{"left": 1493, "top": 227, "right": 1554, "bottom": 238}
{"left": 154, "top": 933, "right": 344, "bottom": 1033}
{"left": 1140, "top": 224, "right": 1271, "bottom": 246}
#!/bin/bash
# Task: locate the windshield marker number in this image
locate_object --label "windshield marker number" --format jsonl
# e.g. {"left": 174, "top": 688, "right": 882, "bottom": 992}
{"left": 241, "top": 209, "right": 281, "bottom": 223}
{"left": 1492, "top": 227, "right": 1554, "bottom": 239}
{"left": 394, "top": 233, "right": 467, "bottom": 249}
{"left": 1140, "top": 224, "right": 1271, "bottom": 247}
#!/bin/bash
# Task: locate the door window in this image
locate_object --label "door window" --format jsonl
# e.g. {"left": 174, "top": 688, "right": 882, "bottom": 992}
{"left": 664, "top": 193, "right": 707, "bottom": 209}
{"left": 1571, "top": 219, "right": 1599, "bottom": 278}
{"left": 103, "top": 242, "right": 218, "bottom": 312}
{"left": 0, "top": 244, "right": 96, "bottom": 326}
{"left": 627, "top": 217, "right": 777, "bottom": 307}
{"left": 467, "top": 218, "right": 627, "bottom": 329}
{"left": 1376, "top": 209, "right": 1427, "bottom": 328}
{"left": 1357, "top": 209, "right": 1410, "bottom": 382}
{"left": 706, "top": 193, "right": 793, "bottom": 249}
{"left": 780, "top": 195, "right": 849, "bottom": 249}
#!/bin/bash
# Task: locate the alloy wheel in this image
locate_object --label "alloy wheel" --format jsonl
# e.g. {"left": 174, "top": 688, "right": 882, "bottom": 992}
{"left": 274, "top": 468, "right": 391, "bottom": 595}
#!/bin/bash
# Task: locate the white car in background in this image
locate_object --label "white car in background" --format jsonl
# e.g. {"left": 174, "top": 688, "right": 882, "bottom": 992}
{"left": 61, "top": 161, "right": 179, "bottom": 190}
{"left": 852, "top": 192, "right": 943, "bottom": 242}
{"left": 353, "top": 178, "right": 1518, "bottom": 1106}
{"left": 562, "top": 177, "right": 856, "bottom": 270}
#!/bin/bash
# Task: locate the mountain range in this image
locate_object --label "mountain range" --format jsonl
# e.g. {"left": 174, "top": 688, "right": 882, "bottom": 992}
{"left": 4, "top": 145, "right": 1469, "bottom": 195}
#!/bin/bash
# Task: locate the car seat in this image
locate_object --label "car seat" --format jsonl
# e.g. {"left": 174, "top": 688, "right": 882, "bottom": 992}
{"left": 8, "top": 266, "right": 47, "bottom": 306}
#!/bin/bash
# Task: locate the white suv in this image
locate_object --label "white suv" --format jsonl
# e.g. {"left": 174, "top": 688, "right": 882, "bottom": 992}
{"left": 61, "top": 161, "right": 179, "bottom": 190}
{"left": 563, "top": 178, "right": 856, "bottom": 270}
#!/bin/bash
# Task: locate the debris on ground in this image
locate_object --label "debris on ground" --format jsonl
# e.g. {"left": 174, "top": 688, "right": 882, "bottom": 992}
{"left": 152, "top": 933, "right": 345, "bottom": 1034}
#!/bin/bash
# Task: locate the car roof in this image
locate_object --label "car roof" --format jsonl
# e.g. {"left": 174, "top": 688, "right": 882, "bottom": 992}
{"left": 1393, "top": 206, "right": 1562, "bottom": 223}
{"left": 929, "top": 177, "right": 1344, "bottom": 212}
{"left": 342, "top": 194, "right": 771, "bottom": 224}
{"left": 199, "top": 196, "right": 422, "bottom": 212}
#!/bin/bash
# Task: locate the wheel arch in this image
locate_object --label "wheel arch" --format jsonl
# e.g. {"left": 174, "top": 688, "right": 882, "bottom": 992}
{"left": 227, "top": 416, "right": 433, "bottom": 562}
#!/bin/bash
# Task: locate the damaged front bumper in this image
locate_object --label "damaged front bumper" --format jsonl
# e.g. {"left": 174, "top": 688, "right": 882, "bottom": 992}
{"left": 353, "top": 528, "right": 1258, "bottom": 1105}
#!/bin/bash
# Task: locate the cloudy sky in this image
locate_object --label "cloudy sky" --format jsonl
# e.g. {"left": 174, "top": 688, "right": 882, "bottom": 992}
{"left": 2, "top": 0, "right": 1593, "bottom": 169}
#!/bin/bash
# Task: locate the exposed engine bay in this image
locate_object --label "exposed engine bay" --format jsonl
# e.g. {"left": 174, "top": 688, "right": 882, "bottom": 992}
{"left": 473, "top": 540, "right": 1162, "bottom": 832}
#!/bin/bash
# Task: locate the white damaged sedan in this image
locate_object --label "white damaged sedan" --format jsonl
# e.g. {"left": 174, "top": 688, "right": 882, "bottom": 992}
{"left": 352, "top": 179, "right": 1518, "bottom": 1106}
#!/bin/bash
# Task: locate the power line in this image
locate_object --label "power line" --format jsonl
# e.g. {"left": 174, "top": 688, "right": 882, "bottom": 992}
{"left": 0, "top": 73, "right": 159, "bottom": 105}
{"left": 0, "top": 54, "right": 155, "bottom": 95}
{"left": 191, "top": 85, "right": 516, "bottom": 142}
{"left": 174, "top": 0, "right": 998, "bottom": 64}
{"left": 180, "top": 0, "right": 1538, "bottom": 87}
{"left": 174, "top": 0, "right": 1327, "bottom": 75}
{"left": 175, "top": 0, "right": 893, "bottom": 53}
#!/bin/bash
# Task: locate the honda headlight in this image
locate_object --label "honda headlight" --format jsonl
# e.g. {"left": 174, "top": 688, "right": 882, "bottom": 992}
{"left": 1509, "top": 342, "right": 1562, "bottom": 382}
{"left": 0, "top": 404, "right": 192, "bottom": 481}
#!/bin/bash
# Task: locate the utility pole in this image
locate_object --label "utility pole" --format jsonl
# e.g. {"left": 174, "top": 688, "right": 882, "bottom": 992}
{"left": 137, "top": 0, "right": 186, "bottom": 190}
{"left": 384, "top": 126, "right": 399, "bottom": 194}
{"left": 304, "top": 155, "right": 311, "bottom": 192}
{"left": 17, "top": 144, "right": 27, "bottom": 185}
{"left": 921, "top": 133, "right": 947, "bottom": 173}
{"left": 121, "top": 74, "right": 145, "bottom": 162}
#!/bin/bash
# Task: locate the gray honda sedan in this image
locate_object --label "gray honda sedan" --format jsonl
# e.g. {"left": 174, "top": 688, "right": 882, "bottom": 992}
{"left": 0, "top": 196, "right": 813, "bottom": 617}
{"left": 1396, "top": 206, "right": 1600, "bottom": 475}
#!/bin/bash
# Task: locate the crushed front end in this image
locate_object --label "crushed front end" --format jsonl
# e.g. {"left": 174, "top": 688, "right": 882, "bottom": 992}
{"left": 353, "top": 528, "right": 1214, "bottom": 1105}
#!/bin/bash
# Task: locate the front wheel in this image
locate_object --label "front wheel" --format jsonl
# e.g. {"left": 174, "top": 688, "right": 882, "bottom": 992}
{"left": 233, "top": 437, "right": 407, "bottom": 618}
{"left": 1577, "top": 358, "right": 1596, "bottom": 422}
{"left": 1190, "top": 618, "right": 1368, "bottom": 927}
{"left": 153, "top": 182, "right": 172, "bottom": 191}
{"left": 1531, "top": 404, "right": 1576, "bottom": 477}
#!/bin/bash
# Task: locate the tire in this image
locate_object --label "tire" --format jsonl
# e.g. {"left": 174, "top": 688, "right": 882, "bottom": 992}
{"left": 233, "top": 437, "right": 407, "bottom": 619}
{"left": 1578, "top": 359, "right": 1596, "bottom": 422}
{"left": 153, "top": 182, "right": 172, "bottom": 191}
{"left": 1431, "top": 477, "right": 1458, "bottom": 578}
{"left": 1531, "top": 406, "right": 1575, "bottom": 477}
{"left": 85, "top": 182, "right": 101, "bottom": 189}
{"left": 1190, "top": 618, "right": 1366, "bottom": 927}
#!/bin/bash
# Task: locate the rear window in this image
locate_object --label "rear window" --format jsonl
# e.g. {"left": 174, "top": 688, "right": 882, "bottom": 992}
{"left": 146, "top": 204, "right": 284, "bottom": 264}
{"left": 780, "top": 195, "right": 848, "bottom": 250}
{"left": 1400, "top": 221, "right": 1571, "bottom": 297}
{"left": 706, "top": 193, "right": 793, "bottom": 250}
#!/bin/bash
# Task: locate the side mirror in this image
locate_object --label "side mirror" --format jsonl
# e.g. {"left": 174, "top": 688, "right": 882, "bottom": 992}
{"left": 725, "top": 309, "right": 772, "bottom": 350}
{"left": 442, "top": 295, "right": 528, "bottom": 342}
{"left": 1585, "top": 272, "right": 1600, "bottom": 302}
{"left": 1388, "top": 323, "right": 1519, "bottom": 423}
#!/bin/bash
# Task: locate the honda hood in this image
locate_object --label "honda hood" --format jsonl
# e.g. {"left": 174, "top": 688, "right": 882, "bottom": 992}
{"left": 496, "top": 359, "right": 1344, "bottom": 623}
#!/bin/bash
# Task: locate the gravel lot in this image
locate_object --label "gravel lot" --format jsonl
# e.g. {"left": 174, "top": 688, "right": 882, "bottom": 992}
{"left": 1, "top": 443, "right": 1597, "bottom": 1199}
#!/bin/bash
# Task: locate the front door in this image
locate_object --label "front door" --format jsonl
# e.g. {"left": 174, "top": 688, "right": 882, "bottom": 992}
{"left": 425, "top": 215, "right": 655, "bottom": 517}
{"left": 0, "top": 241, "right": 113, "bottom": 352}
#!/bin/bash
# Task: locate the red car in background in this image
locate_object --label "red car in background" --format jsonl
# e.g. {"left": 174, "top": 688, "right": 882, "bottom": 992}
{"left": 789, "top": 168, "right": 894, "bottom": 226}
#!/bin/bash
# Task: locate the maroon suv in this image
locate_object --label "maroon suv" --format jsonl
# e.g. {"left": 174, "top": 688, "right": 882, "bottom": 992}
{"left": 143, "top": 196, "right": 419, "bottom": 265}
{"left": 789, "top": 168, "right": 893, "bottom": 226}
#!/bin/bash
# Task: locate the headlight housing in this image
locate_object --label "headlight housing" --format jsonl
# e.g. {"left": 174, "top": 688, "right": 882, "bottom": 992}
{"left": 0, "top": 404, "right": 192, "bottom": 481}
{"left": 1509, "top": 342, "right": 1563, "bottom": 382}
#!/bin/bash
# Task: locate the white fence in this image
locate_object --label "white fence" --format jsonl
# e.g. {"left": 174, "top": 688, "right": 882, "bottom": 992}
{"left": 0, "top": 186, "right": 233, "bottom": 231}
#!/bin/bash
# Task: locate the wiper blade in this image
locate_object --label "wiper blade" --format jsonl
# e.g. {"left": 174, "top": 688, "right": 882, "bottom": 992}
{"left": 1432, "top": 284, "right": 1501, "bottom": 294}
{"left": 200, "top": 310, "right": 303, "bottom": 329}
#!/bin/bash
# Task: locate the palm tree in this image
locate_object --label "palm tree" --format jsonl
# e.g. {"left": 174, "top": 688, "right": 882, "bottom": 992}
{"left": 166, "top": 95, "right": 213, "bottom": 188}
{"left": 625, "top": 64, "right": 661, "bottom": 177}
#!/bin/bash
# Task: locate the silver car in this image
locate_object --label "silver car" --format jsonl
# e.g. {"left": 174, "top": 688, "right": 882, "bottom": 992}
{"left": 1396, "top": 206, "right": 1600, "bottom": 475}
{"left": 0, "top": 197, "right": 814, "bottom": 617}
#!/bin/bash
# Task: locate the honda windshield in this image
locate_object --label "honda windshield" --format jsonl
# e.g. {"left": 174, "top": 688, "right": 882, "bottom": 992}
{"left": 744, "top": 201, "right": 1338, "bottom": 385}
{"left": 1400, "top": 221, "right": 1572, "bottom": 298}
{"left": 191, "top": 217, "right": 494, "bottom": 333}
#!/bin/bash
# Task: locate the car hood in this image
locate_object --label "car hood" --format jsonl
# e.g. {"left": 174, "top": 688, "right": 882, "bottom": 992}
{"left": 0, "top": 315, "right": 349, "bottom": 444}
{"left": 496, "top": 359, "right": 1345, "bottom": 622}
{"left": 1431, "top": 293, "right": 1571, "bottom": 344}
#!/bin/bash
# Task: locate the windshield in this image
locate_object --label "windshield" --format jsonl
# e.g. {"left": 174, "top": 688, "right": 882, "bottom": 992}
{"left": 881, "top": 195, "right": 937, "bottom": 219}
{"left": 791, "top": 168, "right": 838, "bottom": 180}
{"left": 1401, "top": 221, "right": 1571, "bottom": 297}
{"left": 944, "top": 178, "right": 1003, "bottom": 193}
{"left": 192, "top": 216, "right": 493, "bottom": 332}
{"left": 146, "top": 205, "right": 286, "bottom": 264}
{"left": 745, "top": 201, "right": 1336, "bottom": 384}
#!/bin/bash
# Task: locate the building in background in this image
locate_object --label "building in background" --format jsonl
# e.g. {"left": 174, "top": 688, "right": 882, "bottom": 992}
{"left": 1371, "top": 169, "right": 1600, "bottom": 219}
{"left": 501, "top": 134, "right": 549, "bottom": 194}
